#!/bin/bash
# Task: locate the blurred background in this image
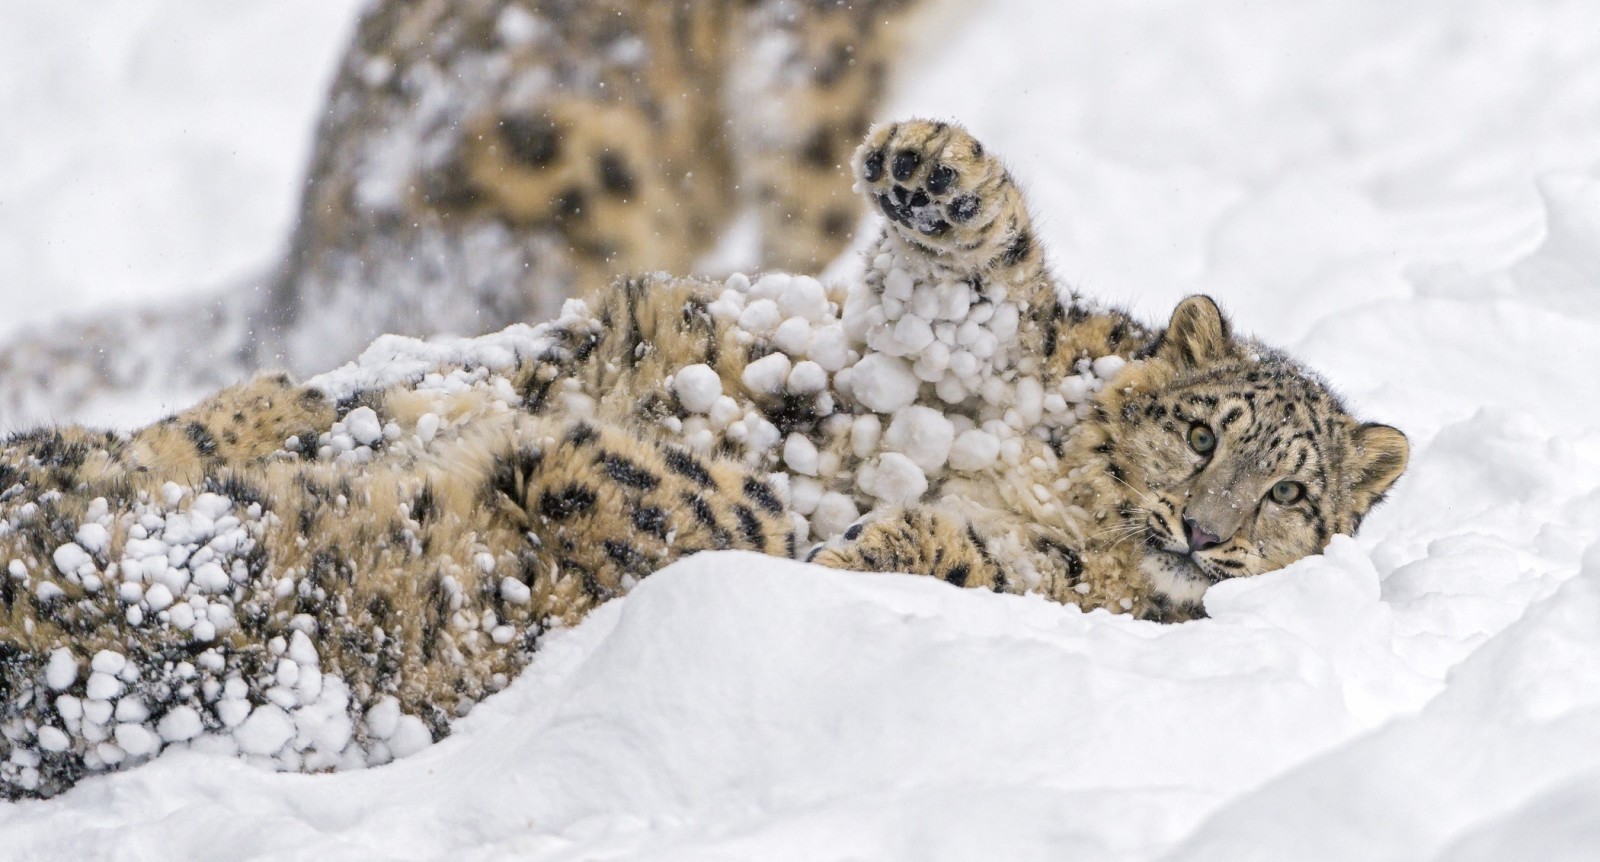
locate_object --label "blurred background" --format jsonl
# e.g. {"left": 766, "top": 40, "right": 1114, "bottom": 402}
{"left": 0, "top": 1, "right": 361, "bottom": 341}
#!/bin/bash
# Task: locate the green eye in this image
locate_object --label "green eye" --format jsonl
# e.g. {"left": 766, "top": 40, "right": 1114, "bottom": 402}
{"left": 1270, "top": 480, "right": 1305, "bottom": 505}
{"left": 1188, "top": 424, "right": 1216, "bottom": 454}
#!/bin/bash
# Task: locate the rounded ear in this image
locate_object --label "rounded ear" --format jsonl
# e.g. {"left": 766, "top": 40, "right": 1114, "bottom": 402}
{"left": 1346, "top": 422, "right": 1409, "bottom": 517}
{"left": 1155, "top": 295, "right": 1235, "bottom": 368}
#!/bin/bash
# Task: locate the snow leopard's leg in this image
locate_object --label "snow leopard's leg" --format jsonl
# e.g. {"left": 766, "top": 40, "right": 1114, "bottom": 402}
{"left": 732, "top": 1, "right": 927, "bottom": 272}
{"left": 127, "top": 374, "right": 337, "bottom": 479}
{"left": 851, "top": 119, "right": 1153, "bottom": 383}
{"left": 852, "top": 119, "right": 1049, "bottom": 284}
{"left": 487, "top": 416, "right": 798, "bottom": 626}
{"left": 808, "top": 506, "right": 1015, "bottom": 593}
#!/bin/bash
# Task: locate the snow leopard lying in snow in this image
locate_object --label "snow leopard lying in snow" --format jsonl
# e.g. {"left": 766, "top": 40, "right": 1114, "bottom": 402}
{"left": 0, "top": 120, "right": 1409, "bottom": 799}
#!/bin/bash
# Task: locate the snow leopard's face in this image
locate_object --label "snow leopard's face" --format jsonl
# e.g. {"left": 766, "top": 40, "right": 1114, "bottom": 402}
{"left": 1097, "top": 297, "right": 1409, "bottom": 609}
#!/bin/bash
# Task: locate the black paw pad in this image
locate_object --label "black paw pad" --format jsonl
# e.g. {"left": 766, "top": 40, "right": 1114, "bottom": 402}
{"left": 892, "top": 150, "right": 921, "bottom": 181}
{"left": 909, "top": 190, "right": 930, "bottom": 207}
{"left": 862, "top": 150, "right": 885, "bottom": 182}
{"left": 927, "top": 164, "right": 957, "bottom": 194}
{"left": 877, "top": 194, "right": 903, "bottom": 221}
{"left": 949, "top": 195, "right": 980, "bottom": 223}
{"left": 805, "top": 545, "right": 823, "bottom": 563}
{"left": 844, "top": 523, "right": 864, "bottom": 541}
{"left": 920, "top": 220, "right": 951, "bottom": 237}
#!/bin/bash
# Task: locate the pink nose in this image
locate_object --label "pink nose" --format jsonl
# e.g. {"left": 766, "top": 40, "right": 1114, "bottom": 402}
{"left": 1182, "top": 517, "right": 1222, "bottom": 552}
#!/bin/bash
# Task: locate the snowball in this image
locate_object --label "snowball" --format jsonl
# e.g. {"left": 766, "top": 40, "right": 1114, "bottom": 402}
{"left": 52, "top": 543, "right": 91, "bottom": 576}
{"left": 500, "top": 577, "right": 532, "bottom": 605}
{"left": 783, "top": 434, "right": 820, "bottom": 476}
{"left": 708, "top": 396, "right": 742, "bottom": 429}
{"left": 738, "top": 299, "right": 782, "bottom": 335}
{"left": 192, "top": 562, "right": 230, "bottom": 593}
{"left": 744, "top": 415, "right": 782, "bottom": 454}
{"left": 388, "top": 715, "right": 434, "bottom": 758}
{"left": 790, "top": 476, "right": 824, "bottom": 516}
{"left": 91, "top": 650, "right": 127, "bottom": 675}
{"left": 884, "top": 268, "right": 914, "bottom": 301}
{"left": 742, "top": 353, "right": 792, "bottom": 396}
{"left": 811, "top": 493, "right": 861, "bottom": 539}
{"left": 778, "top": 276, "right": 829, "bottom": 321}
{"left": 939, "top": 284, "right": 972, "bottom": 320}
{"left": 884, "top": 406, "right": 956, "bottom": 473}
{"left": 144, "top": 583, "right": 174, "bottom": 612}
{"left": 807, "top": 325, "right": 852, "bottom": 372}
{"left": 86, "top": 672, "right": 123, "bottom": 702}
{"left": 850, "top": 355, "right": 920, "bottom": 413}
{"left": 115, "top": 723, "right": 161, "bottom": 758}
{"left": 194, "top": 492, "right": 232, "bottom": 521}
{"left": 343, "top": 407, "right": 383, "bottom": 446}
{"left": 158, "top": 707, "right": 203, "bottom": 743}
{"left": 772, "top": 317, "right": 812, "bottom": 356}
{"left": 866, "top": 453, "right": 929, "bottom": 505}
{"left": 115, "top": 698, "right": 149, "bottom": 723}
{"left": 415, "top": 412, "right": 440, "bottom": 444}
{"left": 851, "top": 415, "right": 883, "bottom": 458}
{"left": 991, "top": 302, "right": 1020, "bottom": 340}
{"left": 892, "top": 315, "right": 935, "bottom": 353}
{"left": 787, "top": 360, "right": 827, "bottom": 395}
{"left": 74, "top": 523, "right": 109, "bottom": 555}
{"left": 236, "top": 705, "right": 295, "bottom": 756}
{"left": 83, "top": 699, "right": 113, "bottom": 725}
{"left": 950, "top": 430, "right": 1002, "bottom": 471}
{"left": 366, "top": 696, "right": 401, "bottom": 740}
{"left": 749, "top": 273, "right": 789, "bottom": 301}
{"left": 1016, "top": 377, "right": 1045, "bottom": 427}
{"left": 36, "top": 727, "right": 70, "bottom": 753}
{"left": 1092, "top": 355, "right": 1127, "bottom": 380}
{"left": 45, "top": 649, "right": 78, "bottom": 692}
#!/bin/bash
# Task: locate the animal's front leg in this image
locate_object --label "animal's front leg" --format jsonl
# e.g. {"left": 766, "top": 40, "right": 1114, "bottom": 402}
{"left": 809, "top": 506, "right": 1013, "bottom": 592}
{"left": 852, "top": 119, "right": 1046, "bottom": 282}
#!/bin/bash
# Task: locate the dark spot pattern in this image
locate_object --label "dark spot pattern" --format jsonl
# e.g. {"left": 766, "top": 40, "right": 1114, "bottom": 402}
{"left": 539, "top": 484, "right": 598, "bottom": 520}
{"left": 598, "top": 454, "right": 659, "bottom": 489}
{"left": 501, "top": 114, "right": 561, "bottom": 168}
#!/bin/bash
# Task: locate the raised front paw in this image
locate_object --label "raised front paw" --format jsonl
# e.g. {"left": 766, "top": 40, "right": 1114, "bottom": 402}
{"left": 853, "top": 120, "right": 1034, "bottom": 272}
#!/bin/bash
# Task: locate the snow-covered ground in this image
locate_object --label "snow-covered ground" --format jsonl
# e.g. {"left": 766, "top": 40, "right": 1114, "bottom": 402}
{"left": 4, "top": 0, "right": 1600, "bottom": 859}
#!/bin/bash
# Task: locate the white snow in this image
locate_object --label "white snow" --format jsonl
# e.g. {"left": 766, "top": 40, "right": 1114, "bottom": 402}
{"left": 6, "top": 0, "right": 1600, "bottom": 858}
{"left": 949, "top": 428, "right": 1002, "bottom": 472}
{"left": 883, "top": 406, "right": 956, "bottom": 473}
{"left": 341, "top": 406, "right": 383, "bottom": 447}
{"left": 43, "top": 650, "right": 78, "bottom": 693}
{"left": 844, "top": 353, "right": 920, "bottom": 413}
{"left": 740, "top": 351, "right": 792, "bottom": 395}
{"left": 674, "top": 363, "right": 725, "bottom": 414}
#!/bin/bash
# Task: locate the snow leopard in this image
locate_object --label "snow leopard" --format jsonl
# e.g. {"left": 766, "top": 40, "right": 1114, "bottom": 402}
{"left": 0, "top": 120, "right": 1408, "bottom": 799}
{"left": 0, "top": 0, "right": 936, "bottom": 423}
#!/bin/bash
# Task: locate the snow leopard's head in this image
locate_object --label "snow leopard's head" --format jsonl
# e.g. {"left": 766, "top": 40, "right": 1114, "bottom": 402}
{"left": 1092, "top": 296, "right": 1409, "bottom": 610}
